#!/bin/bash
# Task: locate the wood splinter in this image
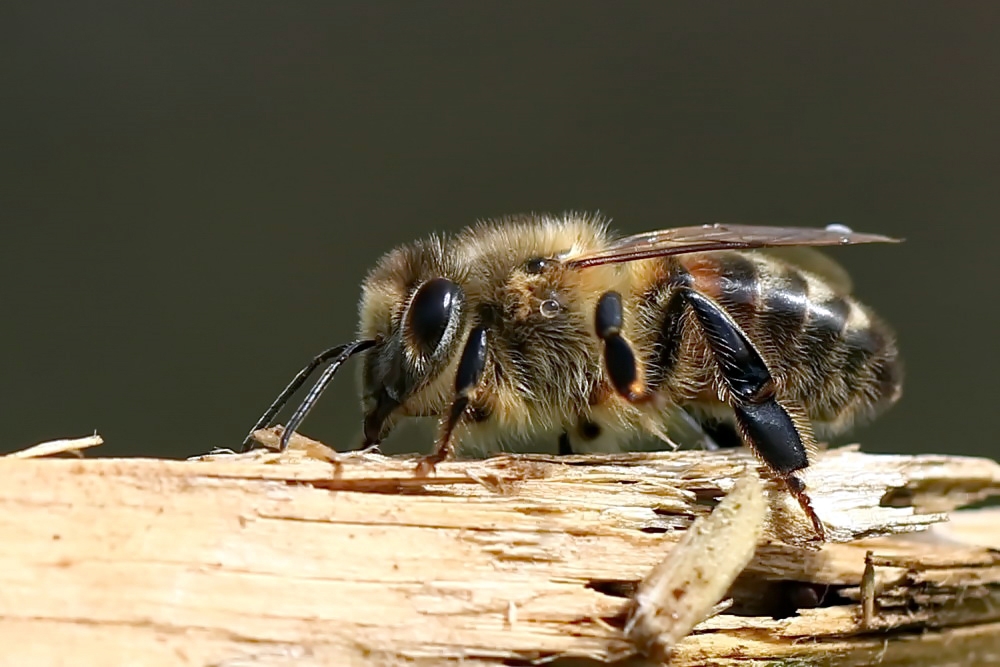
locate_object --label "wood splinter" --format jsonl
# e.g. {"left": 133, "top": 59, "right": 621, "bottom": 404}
{"left": 625, "top": 468, "right": 767, "bottom": 661}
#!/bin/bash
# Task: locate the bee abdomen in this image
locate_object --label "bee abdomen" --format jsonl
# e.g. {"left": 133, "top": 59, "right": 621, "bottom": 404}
{"left": 679, "top": 252, "right": 902, "bottom": 433}
{"left": 822, "top": 307, "right": 902, "bottom": 430}
{"left": 768, "top": 266, "right": 902, "bottom": 432}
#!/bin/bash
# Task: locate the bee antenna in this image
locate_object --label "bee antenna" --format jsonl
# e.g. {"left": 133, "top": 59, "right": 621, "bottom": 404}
{"left": 241, "top": 339, "right": 377, "bottom": 451}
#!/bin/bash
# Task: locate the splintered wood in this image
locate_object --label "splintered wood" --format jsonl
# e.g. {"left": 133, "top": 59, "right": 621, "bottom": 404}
{"left": 624, "top": 469, "right": 767, "bottom": 662}
{"left": 0, "top": 431, "right": 999, "bottom": 667}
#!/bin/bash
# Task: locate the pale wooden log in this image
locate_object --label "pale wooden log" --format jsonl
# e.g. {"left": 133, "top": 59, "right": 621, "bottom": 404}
{"left": 0, "top": 430, "right": 998, "bottom": 666}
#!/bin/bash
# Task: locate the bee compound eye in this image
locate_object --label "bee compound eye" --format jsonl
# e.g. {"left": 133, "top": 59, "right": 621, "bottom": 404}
{"left": 407, "top": 278, "right": 461, "bottom": 352}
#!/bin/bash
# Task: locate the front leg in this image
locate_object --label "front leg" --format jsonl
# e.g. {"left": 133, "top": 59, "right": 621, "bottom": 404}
{"left": 416, "top": 325, "right": 489, "bottom": 474}
{"left": 681, "top": 288, "right": 825, "bottom": 539}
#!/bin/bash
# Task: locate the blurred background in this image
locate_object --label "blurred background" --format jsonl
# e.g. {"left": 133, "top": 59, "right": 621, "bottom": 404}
{"left": 1, "top": 3, "right": 997, "bottom": 459}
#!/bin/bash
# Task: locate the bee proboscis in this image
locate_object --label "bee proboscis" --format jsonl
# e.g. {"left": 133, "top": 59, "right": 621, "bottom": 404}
{"left": 244, "top": 214, "right": 903, "bottom": 539}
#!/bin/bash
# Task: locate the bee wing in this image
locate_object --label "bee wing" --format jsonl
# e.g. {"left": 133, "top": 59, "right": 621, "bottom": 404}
{"left": 565, "top": 224, "right": 900, "bottom": 269}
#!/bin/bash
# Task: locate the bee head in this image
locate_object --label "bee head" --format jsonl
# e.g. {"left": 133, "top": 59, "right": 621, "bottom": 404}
{"left": 358, "top": 238, "right": 468, "bottom": 444}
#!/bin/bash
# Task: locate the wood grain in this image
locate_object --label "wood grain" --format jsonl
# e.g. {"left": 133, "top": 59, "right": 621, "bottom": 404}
{"left": 1, "top": 430, "right": 998, "bottom": 666}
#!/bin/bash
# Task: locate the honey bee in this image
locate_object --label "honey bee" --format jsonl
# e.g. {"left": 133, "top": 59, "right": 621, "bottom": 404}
{"left": 244, "top": 214, "right": 902, "bottom": 538}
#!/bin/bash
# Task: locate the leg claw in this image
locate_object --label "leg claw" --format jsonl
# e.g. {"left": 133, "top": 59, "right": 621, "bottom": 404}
{"left": 415, "top": 455, "right": 443, "bottom": 477}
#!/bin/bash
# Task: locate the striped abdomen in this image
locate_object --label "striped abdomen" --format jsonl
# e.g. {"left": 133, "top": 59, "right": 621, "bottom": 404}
{"left": 653, "top": 251, "right": 902, "bottom": 436}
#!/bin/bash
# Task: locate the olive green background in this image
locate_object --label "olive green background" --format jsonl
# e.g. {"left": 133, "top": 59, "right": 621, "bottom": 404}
{"left": 2, "top": 3, "right": 997, "bottom": 459}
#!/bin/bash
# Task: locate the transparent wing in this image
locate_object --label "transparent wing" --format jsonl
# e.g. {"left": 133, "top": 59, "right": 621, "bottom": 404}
{"left": 565, "top": 223, "right": 900, "bottom": 269}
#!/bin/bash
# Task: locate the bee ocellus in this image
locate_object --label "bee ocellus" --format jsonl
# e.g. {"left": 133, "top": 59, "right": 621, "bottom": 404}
{"left": 244, "top": 214, "right": 903, "bottom": 539}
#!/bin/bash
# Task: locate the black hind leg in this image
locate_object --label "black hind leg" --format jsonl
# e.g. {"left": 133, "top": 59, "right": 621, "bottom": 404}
{"left": 682, "top": 287, "right": 825, "bottom": 539}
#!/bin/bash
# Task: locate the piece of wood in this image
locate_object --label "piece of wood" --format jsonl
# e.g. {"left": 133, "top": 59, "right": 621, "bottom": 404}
{"left": 624, "top": 468, "right": 767, "bottom": 662}
{"left": 1, "top": 430, "right": 999, "bottom": 666}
